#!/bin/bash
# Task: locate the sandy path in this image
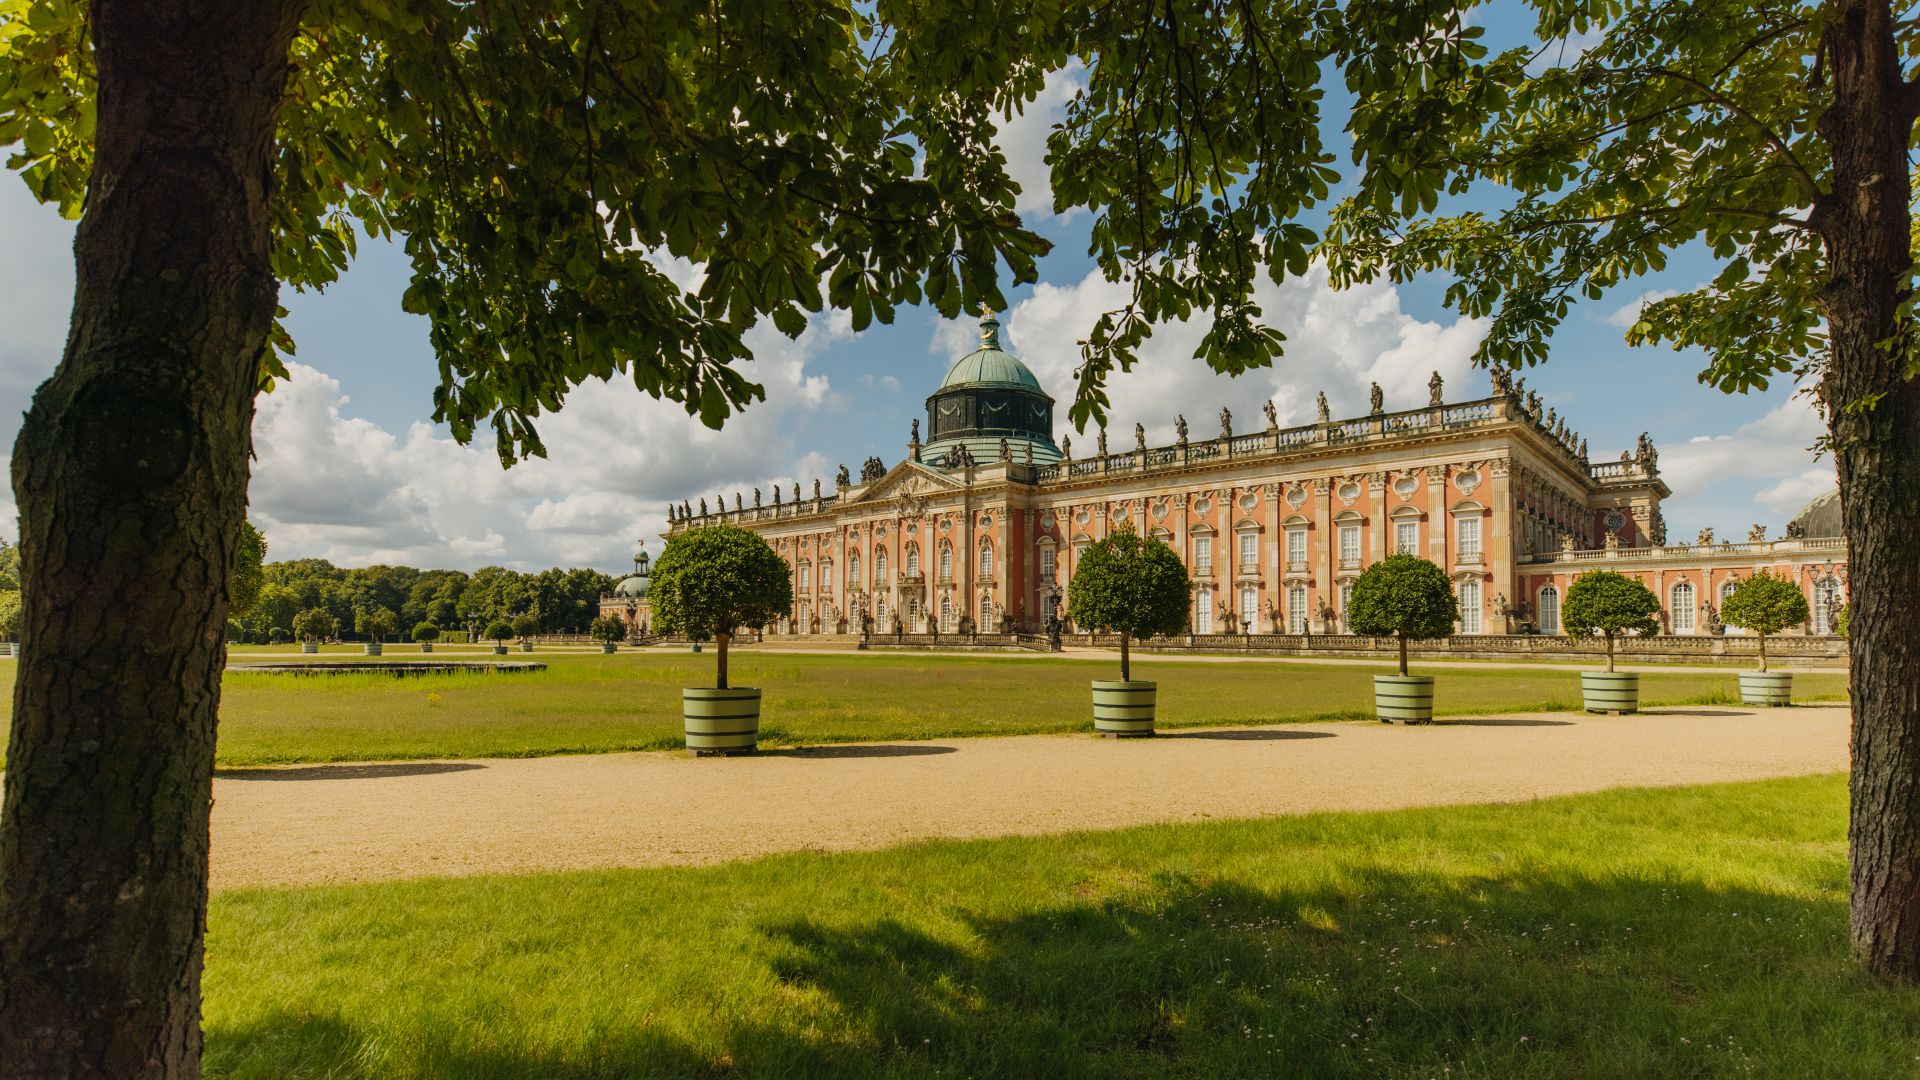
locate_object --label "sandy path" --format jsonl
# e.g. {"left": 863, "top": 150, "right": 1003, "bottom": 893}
{"left": 210, "top": 704, "right": 1849, "bottom": 891}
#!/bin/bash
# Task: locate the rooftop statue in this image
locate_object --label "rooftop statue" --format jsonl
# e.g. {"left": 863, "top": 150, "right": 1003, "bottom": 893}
{"left": 1370, "top": 382, "right": 1384, "bottom": 414}
{"left": 1135, "top": 422, "right": 1146, "bottom": 451}
{"left": 1175, "top": 415, "right": 1188, "bottom": 444}
{"left": 1316, "top": 391, "right": 1330, "bottom": 423}
{"left": 1220, "top": 407, "right": 1232, "bottom": 439}
{"left": 1429, "top": 370, "right": 1444, "bottom": 406}
{"left": 1264, "top": 399, "right": 1277, "bottom": 428}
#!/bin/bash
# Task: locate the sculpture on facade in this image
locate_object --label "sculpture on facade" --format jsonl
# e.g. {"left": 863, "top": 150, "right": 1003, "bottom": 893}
{"left": 1135, "top": 422, "right": 1146, "bottom": 452}
{"left": 861, "top": 456, "right": 886, "bottom": 482}
{"left": 1578, "top": 437, "right": 1588, "bottom": 460}
{"left": 1316, "top": 391, "right": 1330, "bottom": 422}
{"left": 1560, "top": 533, "right": 1576, "bottom": 553}
{"left": 999, "top": 437, "right": 1011, "bottom": 462}
{"left": 753, "top": 487, "right": 761, "bottom": 508}
{"left": 1696, "top": 526, "right": 1715, "bottom": 547}
{"left": 1490, "top": 366, "right": 1513, "bottom": 396}
{"left": 792, "top": 483, "right": 801, "bottom": 505}
{"left": 698, "top": 498, "right": 708, "bottom": 517}
{"left": 1526, "top": 390, "right": 1541, "bottom": 418}
{"left": 1545, "top": 407, "right": 1557, "bottom": 431}
{"left": 1175, "top": 415, "right": 1189, "bottom": 444}
{"left": 1061, "top": 434, "right": 1072, "bottom": 460}
{"left": 1429, "top": 370, "right": 1445, "bottom": 406}
{"left": 1220, "top": 407, "right": 1233, "bottom": 439}
{"left": 1097, "top": 427, "right": 1108, "bottom": 457}
{"left": 1264, "top": 399, "right": 1278, "bottom": 428}
{"left": 1369, "top": 382, "right": 1384, "bottom": 415}
{"left": 1749, "top": 523, "right": 1767, "bottom": 543}
{"left": 734, "top": 492, "right": 743, "bottom": 512}
{"left": 681, "top": 500, "right": 691, "bottom": 520}
{"left": 836, "top": 464, "right": 850, "bottom": 486}
{"left": 772, "top": 486, "right": 781, "bottom": 507}
{"left": 909, "top": 418, "right": 920, "bottom": 443}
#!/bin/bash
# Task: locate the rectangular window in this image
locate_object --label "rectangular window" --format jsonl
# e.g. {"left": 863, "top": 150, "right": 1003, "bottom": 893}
{"left": 1238, "top": 531, "right": 1258, "bottom": 571}
{"left": 1287, "top": 586, "right": 1307, "bottom": 634}
{"left": 1456, "top": 516, "right": 1482, "bottom": 559}
{"left": 1194, "top": 536, "right": 1212, "bottom": 574}
{"left": 1195, "top": 590, "right": 1213, "bottom": 634}
{"left": 1285, "top": 529, "right": 1306, "bottom": 570}
{"left": 1239, "top": 587, "right": 1258, "bottom": 630}
{"left": 1459, "top": 581, "right": 1482, "bottom": 634}
{"left": 1395, "top": 520, "right": 1419, "bottom": 555}
{"left": 1040, "top": 548, "right": 1057, "bottom": 583}
{"left": 1338, "top": 525, "right": 1361, "bottom": 568}
{"left": 1339, "top": 582, "right": 1353, "bottom": 633}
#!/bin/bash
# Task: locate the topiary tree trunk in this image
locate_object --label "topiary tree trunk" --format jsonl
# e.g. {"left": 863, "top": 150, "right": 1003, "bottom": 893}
{"left": 715, "top": 630, "right": 731, "bottom": 689}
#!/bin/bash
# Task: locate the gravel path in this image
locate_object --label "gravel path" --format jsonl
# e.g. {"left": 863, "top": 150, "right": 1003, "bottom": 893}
{"left": 210, "top": 704, "right": 1849, "bottom": 891}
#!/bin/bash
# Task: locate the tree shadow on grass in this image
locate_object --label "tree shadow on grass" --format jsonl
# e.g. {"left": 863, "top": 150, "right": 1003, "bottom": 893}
{"left": 1159, "top": 728, "right": 1337, "bottom": 741}
{"left": 765, "top": 744, "right": 960, "bottom": 759}
{"left": 207, "top": 865, "right": 1920, "bottom": 1078}
{"left": 213, "top": 762, "right": 486, "bottom": 781}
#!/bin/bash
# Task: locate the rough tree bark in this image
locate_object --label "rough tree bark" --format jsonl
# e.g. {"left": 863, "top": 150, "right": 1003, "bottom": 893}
{"left": 0, "top": 1, "right": 303, "bottom": 1075}
{"left": 1815, "top": 0, "right": 1920, "bottom": 981}
{"left": 716, "top": 631, "right": 731, "bottom": 689}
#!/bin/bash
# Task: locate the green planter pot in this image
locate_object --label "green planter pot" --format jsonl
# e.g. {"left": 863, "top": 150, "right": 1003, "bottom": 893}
{"left": 601, "top": 642, "right": 618, "bottom": 654}
{"left": 1580, "top": 672, "right": 1640, "bottom": 714}
{"left": 0, "top": 642, "right": 11, "bottom": 656}
{"left": 419, "top": 642, "right": 434, "bottom": 653}
{"left": 364, "top": 642, "right": 383, "bottom": 656}
{"left": 1739, "top": 671, "right": 1793, "bottom": 707}
{"left": 301, "top": 641, "right": 318, "bottom": 654}
{"left": 1374, "top": 675, "right": 1435, "bottom": 724}
{"left": 520, "top": 641, "right": 535, "bottom": 653}
{"left": 1091, "top": 680, "right": 1157, "bottom": 737}
{"left": 493, "top": 644, "right": 508, "bottom": 655}
{"left": 683, "top": 688, "right": 762, "bottom": 756}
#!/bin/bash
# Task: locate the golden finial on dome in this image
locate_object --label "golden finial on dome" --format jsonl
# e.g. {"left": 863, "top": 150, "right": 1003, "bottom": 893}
{"left": 979, "top": 307, "right": 1001, "bottom": 348}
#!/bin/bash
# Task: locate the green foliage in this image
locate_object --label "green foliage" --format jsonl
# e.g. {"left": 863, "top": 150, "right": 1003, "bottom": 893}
{"left": 484, "top": 620, "right": 514, "bottom": 644}
{"left": 0, "top": 538, "right": 20, "bottom": 592}
{"left": 1836, "top": 604, "right": 1850, "bottom": 640}
{"left": 1346, "top": 555, "right": 1458, "bottom": 642}
{"left": 510, "top": 613, "right": 540, "bottom": 641}
{"left": 1064, "top": 525, "right": 1190, "bottom": 641}
{"left": 0, "top": 589, "right": 22, "bottom": 639}
{"left": 353, "top": 606, "right": 397, "bottom": 643}
{"left": 230, "top": 522, "right": 267, "bottom": 618}
{"left": 1721, "top": 571, "right": 1810, "bottom": 637}
{"left": 411, "top": 622, "right": 440, "bottom": 643}
{"left": 649, "top": 525, "right": 793, "bottom": 641}
{"left": 588, "top": 616, "right": 627, "bottom": 644}
{"left": 1560, "top": 571, "right": 1662, "bottom": 640}
{"left": 291, "top": 607, "right": 336, "bottom": 644}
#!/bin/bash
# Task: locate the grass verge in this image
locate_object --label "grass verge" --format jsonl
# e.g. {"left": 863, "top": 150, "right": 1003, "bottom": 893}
{"left": 204, "top": 774, "right": 1916, "bottom": 1078}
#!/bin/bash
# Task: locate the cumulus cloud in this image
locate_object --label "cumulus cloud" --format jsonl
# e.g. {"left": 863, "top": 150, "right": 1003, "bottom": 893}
{"left": 1656, "top": 393, "right": 1833, "bottom": 525}
{"left": 1601, "top": 287, "right": 1682, "bottom": 329}
{"left": 997, "top": 63, "right": 1085, "bottom": 218}
{"left": 0, "top": 182, "right": 74, "bottom": 437}
{"left": 931, "top": 261, "right": 1489, "bottom": 444}
{"left": 248, "top": 313, "right": 849, "bottom": 570}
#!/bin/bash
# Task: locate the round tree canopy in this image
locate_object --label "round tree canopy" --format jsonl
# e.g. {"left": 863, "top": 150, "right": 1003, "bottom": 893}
{"left": 1720, "top": 570, "right": 1810, "bottom": 636}
{"left": 1065, "top": 524, "right": 1190, "bottom": 640}
{"left": 484, "top": 620, "right": 515, "bottom": 642}
{"left": 649, "top": 524, "right": 794, "bottom": 640}
{"left": 510, "top": 613, "right": 541, "bottom": 638}
{"left": 1560, "top": 570, "right": 1662, "bottom": 638}
{"left": 1345, "top": 554, "right": 1458, "bottom": 641}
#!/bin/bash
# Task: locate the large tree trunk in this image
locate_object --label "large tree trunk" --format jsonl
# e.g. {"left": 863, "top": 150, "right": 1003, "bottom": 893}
{"left": 0, "top": 1, "right": 302, "bottom": 1074}
{"left": 1120, "top": 631, "right": 1131, "bottom": 682}
{"left": 1816, "top": 0, "right": 1920, "bottom": 982}
{"left": 716, "top": 631, "right": 731, "bottom": 689}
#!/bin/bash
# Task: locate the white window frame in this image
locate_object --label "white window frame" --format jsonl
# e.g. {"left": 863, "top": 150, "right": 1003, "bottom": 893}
{"left": 1456, "top": 515, "right": 1482, "bottom": 560}
{"left": 979, "top": 542, "right": 994, "bottom": 579}
{"left": 939, "top": 544, "right": 954, "bottom": 581}
{"left": 1670, "top": 581, "right": 1695, "bottom": 634}
{"left": 1814, "top": 578, "right": 1840, "bottom": 634}
{"left": 1287, "top": 585, "right": 1308, "bottom": 634}
{"left": 906, "top": 545, "right": 920, "bottom": 576}
{"left": 1194, "top": 589, "right": 1213, "bottom": 634}
{"left": 1238, "top": 531, "right": 1258, "bottom": 572}
{"left": 1239, "top": 587, "right": 1258, "bottom": 631}
{"left": 1458, "top": 580, "right": 1482, "bottom": 634}
{"left": 1537, "top": 585, "right": 1560, "bottom": 634}
{"left": 1338, "top": 581, "right": 1353, "bottom": 633}
{"left": 875, "top": 548, "right": 888, "bottom": 581}
{"left": 1394, "top": 519, "right": 1419, "bottom": 556}
{"left": 1285, "top": 527, "right": 1307, "bottom": 571}
{"left": 849, "top": 551, "right": 860, "bottom": 586}
{"left": 1040, "top": 546, "right": 1057, "bottom": 583}
{"left": 1338, "top": 524, "right": 1362, "bottom": 569}
{"left": 1193, "top": 536, "right": 1213, "bottom": 575}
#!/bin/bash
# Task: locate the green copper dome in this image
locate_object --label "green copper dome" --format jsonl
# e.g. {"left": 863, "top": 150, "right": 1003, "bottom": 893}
{"left": 613, "top": 574, "right": 649, "bottom": 598}
{"left": 937, "top": 315, "right": 1044, "bottom": 391}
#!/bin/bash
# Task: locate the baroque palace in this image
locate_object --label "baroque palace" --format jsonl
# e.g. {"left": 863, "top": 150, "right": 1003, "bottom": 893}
{"left": 617, "top": 314, "right": 1848, "bottom": 642}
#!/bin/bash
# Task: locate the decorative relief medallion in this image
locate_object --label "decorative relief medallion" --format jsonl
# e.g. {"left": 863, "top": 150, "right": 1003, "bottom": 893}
{"left": 1393, "top": 474, "right": 1418, "bottom": 499}
{"left": 937, "top": 517, "right": 952, "bottom": 534}
{"left": 1151, "top": 498, "right": 1169, "bottom": 521}
{"left": 1604, "top": 510, "right": 1626, "bottom": 531}
{"left": 1455, "top": 468, "right": 1482, "bottom": 495}
{"left": 1074, "top": 508, "right": 1090, "bottom": 527}
{"left": 1338, "top": 482, "right": 1360, "bottom": 504}
{"left": 1193, "top": 497, "right": 1213, "bottom": 514}
{"left": 1112, "top": 506, "right": 1130, "bottom": 525}
{"left": 1286, "top": 485, "right": 1308, "bottom": 509}
{"left": 875, "top": 524, "right": 888, "bottom": 540}
{"left": 979, "top": 513, "right": 993, "bottom": 529}
{"left": 1237, "top": 492, "right": 1258, "bottom": 513}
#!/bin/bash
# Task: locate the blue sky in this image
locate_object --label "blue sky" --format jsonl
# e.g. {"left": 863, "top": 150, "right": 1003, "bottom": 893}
{"left": 0, "top": 13, "right": 1831, "bottom": 571}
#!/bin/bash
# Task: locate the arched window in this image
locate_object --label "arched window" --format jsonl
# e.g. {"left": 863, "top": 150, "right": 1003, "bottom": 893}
{"left": 1720, "top": 579, "right": 1740, "bottom": 628}
{"left": 875, "top": 594, "right": 888, "bottom": 627}
{"left": 1670, "top": 581, "right": 1696, "bottom": 633}
{"left": 939, "top": 543, "right": 953, "bottom": 581}
{"left": 1537, "top": 585, "right": 1560, "bottom": 633}
{"left": 906, "top": 544, "right": 919, "bottom": 576}
{"left": 1287, "top": 584, "right": 1308, "bottom": 634}
{"left": 875, "top": 547, "right": 888, "bottom": 581}
{"left": 940, "top": 595, "right": 955, "bottom": 633}
{"left": 1194, "top": 590, "right": 1214, "bottom": 634}
{"left": 1814, "top": 578, "right": 1842, "bottom": 634}
{"left": 819, "top": 559, "right": 833, "bottom": 593}
{"left": 1338, "top": 581, "right": 1354, "bottom": 633}
{"left": 1039, "top": 543, "right": 1058, "bottom": 584}
{"left": 979, "top": 541, "right": 994, "bottom": 579}
{"left": 1239, "top": 587, "right": 1258, "bottom": 631}
{"left": 1458, "top": 580, "right": 1482, "bottom": 634}
{"left": 909, "top": 597, "right": 922, "bottom": 631}
{"left": 849, "top": 551, "right": 860, "bottom": 585}
{"left": 797, "top": 562, "right": 811, "bottom": 591}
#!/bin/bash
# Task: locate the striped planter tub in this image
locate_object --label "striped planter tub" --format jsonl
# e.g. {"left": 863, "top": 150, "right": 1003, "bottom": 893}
{"left": 1373, "top": 675, "right": 1435, "bottom": 724}
{"left": 684, "top": 687, "right": 763, "bottom": 755}
{"left": 1091, "top": 680, "right": 1157, "bottom": 737}
{"left": 1738, "top": 672, "right": 1793, "bottom": 707}
{"left": 1579, "top": 672, "right": 1640, "bottom": 714}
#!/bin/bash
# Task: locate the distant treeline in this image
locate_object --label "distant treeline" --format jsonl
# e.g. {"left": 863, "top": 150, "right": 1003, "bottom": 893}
{"left": 230, "top": 558, "right": 615, "bottom": 642}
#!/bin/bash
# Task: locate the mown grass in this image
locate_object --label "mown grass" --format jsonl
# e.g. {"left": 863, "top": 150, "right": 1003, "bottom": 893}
{"left": 203, "top": 774, "right": 1918, "bottom": 1078}
{"left": 0, "top": 651, "right": 1851, "bottom": 766}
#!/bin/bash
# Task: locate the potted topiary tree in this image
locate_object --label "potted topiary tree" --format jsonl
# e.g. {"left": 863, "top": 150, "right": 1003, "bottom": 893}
{"left": 589, "top": 614, "right": 626, "bottom": 654}
{"left": 1560, "top": 570, "right": 1662, "bottom": 713}
{"left": 292, "top": 607, "right": 335, "bottom": 654}
{"left": 355, "top": 606, "right": 396, "bottom": 656}
{"left": 512, "top": 612, "right": 540, "bottom": 652}
{"left": 485, "top": 620, "right": 514, "bottom": 655}
{"left": 1346, "top": 554, "right": 1459, "bottom": 723}
{"left": 268, "top": 627, "right": 288, "bottom": 646}
{"left": 1720, "top": 570, "right": 1811, "bottom": 706}
{"left": 413, "top": 621, "right": 440, "bottom": 653}
{"left": 1064, "top": 523, "right": 1191, "bottom": 736}
{"left": 649, "top": 523, "right": 793, "bottom": 755}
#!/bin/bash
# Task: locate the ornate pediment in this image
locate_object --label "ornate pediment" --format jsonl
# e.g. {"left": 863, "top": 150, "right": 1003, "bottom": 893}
{"left": 849, "top": 461, "right": 964, "bottom": 513}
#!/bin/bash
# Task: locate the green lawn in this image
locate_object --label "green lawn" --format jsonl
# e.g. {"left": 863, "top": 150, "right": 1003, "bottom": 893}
{"left": 204, "top": 774, "right": 1919, "bottom": 1078}
{"left": 0, "top": 651, "right": 1849, "bottom": 765}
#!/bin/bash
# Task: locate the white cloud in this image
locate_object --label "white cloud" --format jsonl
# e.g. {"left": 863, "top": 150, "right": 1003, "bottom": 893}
{"left": 997, "top": 64, "right": 1084, "bottom": 218}
{"left": 934, "top": 261, "right": 1490, "bottom": 444}
{"left": 0, "top": 181, "right": 75, "bottom": 434}
{"left": 1656, "top": 393, "right": 1832, "bottom": 522}
{"left": 1601, "top": 288, "right": 1681, "bottom": 329}
{"left": 861, "top": 373, "right": 902, "bottom": 392}
{"left": 247, "top": 313, "right": 848, "bottom": 570}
